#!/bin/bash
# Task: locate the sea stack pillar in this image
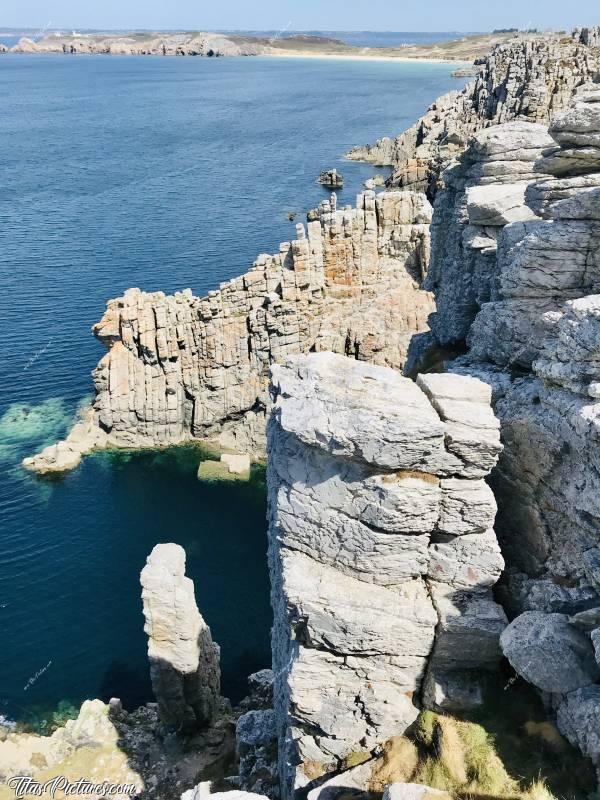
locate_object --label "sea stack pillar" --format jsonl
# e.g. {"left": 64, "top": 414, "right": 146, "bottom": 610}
{"left": 140, "top": 543, "right": 221, "bottom": 732}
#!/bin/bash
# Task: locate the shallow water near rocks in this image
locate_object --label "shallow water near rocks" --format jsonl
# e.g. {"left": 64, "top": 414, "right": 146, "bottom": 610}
{"left": 0, "top": 53, "right": 464, "bottom": 720}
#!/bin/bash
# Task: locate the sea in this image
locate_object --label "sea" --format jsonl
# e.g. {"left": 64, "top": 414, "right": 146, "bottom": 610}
{"left": 0, "top": 51, "right": 466, "bottom": 726}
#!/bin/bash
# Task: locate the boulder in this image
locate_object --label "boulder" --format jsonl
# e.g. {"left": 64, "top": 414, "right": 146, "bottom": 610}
{"left": 500, "top": 612, "right": 600, "bottom": 693}
{"left": 556, "top": 686, "right": 600, "bottom": 772}
{"left": 318, "top": 169, "right": 344, "bottom": 188}
{"left": 306, "top": 761, "right": 373, "bottom": 800}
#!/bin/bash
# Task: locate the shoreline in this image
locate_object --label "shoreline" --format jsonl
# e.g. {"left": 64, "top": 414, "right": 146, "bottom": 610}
{"left": 2, "top": 49, "right": 472, "bottom": 65}
{"left": 263, "top": 51, "right": 472, "bottom": 64}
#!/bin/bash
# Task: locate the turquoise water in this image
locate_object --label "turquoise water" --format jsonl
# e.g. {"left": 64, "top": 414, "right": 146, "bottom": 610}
{"left": 0, "top": 54, "right": 464, "bottom": 721}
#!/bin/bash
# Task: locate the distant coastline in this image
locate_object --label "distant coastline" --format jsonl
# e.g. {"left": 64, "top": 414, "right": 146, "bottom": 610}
{"left": 1, "top": 29, "right": 534, "bottom": 62}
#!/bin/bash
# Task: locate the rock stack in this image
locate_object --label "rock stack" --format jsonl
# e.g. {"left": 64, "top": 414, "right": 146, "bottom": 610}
{"left": 317, "top": 170, "right": 344, "bottom": 188}
{"left": 267, "top": 352, "right": 506, "bottom": 798}
{"left": 425, "top": 84, "right": 600, "bottom": 775}
{"left": 347, "top": 33, "right": 598, "bottom": 196}
{"left": 25, "top": 191, "right": 434, "bottom": 472}
{"left": 140, "top": 543, "right": 221, "bottom": 732}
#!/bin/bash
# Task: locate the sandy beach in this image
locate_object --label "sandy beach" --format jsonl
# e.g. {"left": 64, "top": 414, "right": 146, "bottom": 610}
{"left": 264, "top": 50, "right": 472, "bottom": 64}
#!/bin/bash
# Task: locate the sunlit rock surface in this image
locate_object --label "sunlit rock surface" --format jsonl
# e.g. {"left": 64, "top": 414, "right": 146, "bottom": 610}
{"left": 26, "top": 191, "right": 434, "bottom": 472}
{"left": 347, "top": 32, "right": 598, "bottom": 196}
{"left": 266, "top": 353, "right": 505, "bottom": 797}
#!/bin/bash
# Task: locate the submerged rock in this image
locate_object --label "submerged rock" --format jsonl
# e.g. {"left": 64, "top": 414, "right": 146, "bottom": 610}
{"left": 198, "top": 453, "right": 251, "bottom": 482}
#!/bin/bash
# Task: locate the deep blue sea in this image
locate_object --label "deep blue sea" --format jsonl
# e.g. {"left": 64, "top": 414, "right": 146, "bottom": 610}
{"left": 0, "top": 53, "right": 464, "bottom": 725}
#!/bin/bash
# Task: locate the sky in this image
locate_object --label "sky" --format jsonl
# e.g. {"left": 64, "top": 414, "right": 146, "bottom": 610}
{"left": 1, "top": 0, "right": 598, "bottom": 33}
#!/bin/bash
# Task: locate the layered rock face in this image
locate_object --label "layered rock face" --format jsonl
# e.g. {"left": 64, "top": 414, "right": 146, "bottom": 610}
{"left": 425, "top": 85, "right": 600, "bottom": 773}
{"left": 266, "top": 352, "right": 506, "bottom": 798}
{"left": 140, "top": 543, "right": 221, "bottom": 732}
{"left": 347, "top": 33, "right": 598, "bottom": 196}
{"left": 26, "top": 191, "right": 433, "bottom": 471}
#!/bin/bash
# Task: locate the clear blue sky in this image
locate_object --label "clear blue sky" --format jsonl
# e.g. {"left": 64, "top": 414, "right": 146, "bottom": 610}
{"left": 2, "top": 0, "right": 598, "bottom": 33}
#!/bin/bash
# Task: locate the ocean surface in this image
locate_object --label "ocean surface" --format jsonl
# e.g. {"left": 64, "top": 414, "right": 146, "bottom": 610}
{"left": 0, "top": 53, "right": 465, "bottom": 724}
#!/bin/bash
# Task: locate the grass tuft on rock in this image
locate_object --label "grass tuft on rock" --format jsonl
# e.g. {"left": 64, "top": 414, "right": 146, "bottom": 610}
{"left": 394, "top": 681, "right": 597, "bottom": 800}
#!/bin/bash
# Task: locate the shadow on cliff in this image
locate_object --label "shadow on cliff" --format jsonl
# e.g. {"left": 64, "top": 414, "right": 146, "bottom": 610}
{"left": 100, "top": 656, "right": 238, "bottom": 800}
{"left": 99, "top": 659, "right": 153, "bottom": 711}
{"left": 443, "top": 671, "right": 597, "bottom": 800}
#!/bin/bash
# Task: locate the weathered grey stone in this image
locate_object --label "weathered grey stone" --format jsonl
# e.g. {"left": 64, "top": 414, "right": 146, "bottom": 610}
{"left": 428, "top": 529, "right": 504, "bottom": 589}
{"left": 592, "top": 629, "right": 600, "bottom": 665}
{"left": 383, "top": 784, "right": 450, "bottom": 800}
{"left": 500, "top": 612, "right": 600, "bottom": 693}
{"left": 140, "top": 544, "right": 221, "bottom": 731}
{"left": 183, "top": 790, "right": 270, "bottom": 800}
{"left": 237, "top": 711, "right": 277, "bottom": 749}
{"left": 416, "top": 373, "right": 502, "bottom": 477}
{"left": 438, "top": 479, "right": 497, "bottom": 535}
{"left": 466, "top": 183, "right": 537, "bottom": 226}
{"left": 534, "top": 295, "right": 600, "bottom": 396}
{"left": 272, "top": 353, "right": 446, "bottom": 472}
{"left": 422, "top": 669, "right": 485, "bottom": 713}
{"left": 556, "top": 686, "right": 600, "bottom": 773}
{"left": 268, "top": 354, "right": 504, "bottom": 797}
{"left": 426, "top": 582, "right": 508, "bottom": 671}
{"left": 236, "top": 710, "right": 279, "bottom": 798}
{"left": 306, "top": 762, "right": 373, "bottom": 800}
{"left": 569, "top": 607, "right": 600, "bottom": 632}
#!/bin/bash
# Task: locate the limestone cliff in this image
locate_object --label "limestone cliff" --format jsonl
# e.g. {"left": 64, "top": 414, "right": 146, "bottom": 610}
{"left": 25, "top": 192, "right": 433, "bottom": 472}
{"left": 425, "top": 83, "right": 600, "bottom": 776}
{"left": 347, "top": 31, "right": 599, "bottom": 197}
{"left": 266, "top": 352, "right": 506, "bottom": 798}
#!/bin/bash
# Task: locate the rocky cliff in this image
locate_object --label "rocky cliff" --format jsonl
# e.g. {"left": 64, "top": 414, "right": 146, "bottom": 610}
{"left": 266, "top": 352, "right": 506, "bottom": 798}
{"left": 347, "top": 31, "right": 599, "bottom": 197}
{"left": 25, "top": 192, "right": 433, "bottom": 472}
{"left": 18, "top": 27, "right": 600, "bottom": 795}
{"left": 424, "top": 82, "right": 600, "bottom": 777}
